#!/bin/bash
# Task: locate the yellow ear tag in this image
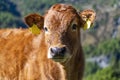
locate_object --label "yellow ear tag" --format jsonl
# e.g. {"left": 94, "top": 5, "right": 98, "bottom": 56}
{"left": 83, "top": 19, "right": 91, "bottom": 30}
{"left": 29, "top": 24, "right": 40, "bottom": 34}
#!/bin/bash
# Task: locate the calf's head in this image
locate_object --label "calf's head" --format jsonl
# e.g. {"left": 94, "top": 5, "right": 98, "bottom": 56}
{"left": 25, "top": 4, "right": 96, "bottom": 62}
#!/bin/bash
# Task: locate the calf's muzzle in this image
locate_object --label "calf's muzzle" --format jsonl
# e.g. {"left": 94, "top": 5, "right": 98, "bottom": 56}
{"left": 50, "top": 47, "right": 66, "bottom": 58}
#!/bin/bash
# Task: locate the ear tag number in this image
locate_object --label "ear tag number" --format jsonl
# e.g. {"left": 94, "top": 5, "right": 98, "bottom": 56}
{"left": 29, "top": 24, "right": 40, "bottom": 34}
{"left": 83, "top": 19, "right": 92, "bottom": 30}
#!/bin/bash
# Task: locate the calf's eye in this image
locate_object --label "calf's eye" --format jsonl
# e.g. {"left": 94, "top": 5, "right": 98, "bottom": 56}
{"left": 44, "top": 27, "right": 48, "bottom": 32}
{"left": 71, "top": 24, "right": 77, "bottom": 31}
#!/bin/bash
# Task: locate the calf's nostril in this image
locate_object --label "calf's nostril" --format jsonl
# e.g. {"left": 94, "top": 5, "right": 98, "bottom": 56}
{"left": 51, "top": 47, "right": 58, "bottom": 54}
{"left": 60, "top": 47, "right": 66, "bottom": 54}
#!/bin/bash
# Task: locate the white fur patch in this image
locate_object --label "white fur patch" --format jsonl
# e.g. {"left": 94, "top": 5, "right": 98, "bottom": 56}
{"left": 47, "top": 48, "right": 53, "bottom": 59}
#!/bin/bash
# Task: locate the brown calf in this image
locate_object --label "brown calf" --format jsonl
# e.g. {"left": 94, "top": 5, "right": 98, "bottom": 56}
{"left": 0, "top": 4, "right": 96, "bottom": 80}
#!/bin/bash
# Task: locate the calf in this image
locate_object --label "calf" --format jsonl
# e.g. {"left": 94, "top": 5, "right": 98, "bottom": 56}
{"left": 0, "top": 4, "right": 96, "bottom": 80}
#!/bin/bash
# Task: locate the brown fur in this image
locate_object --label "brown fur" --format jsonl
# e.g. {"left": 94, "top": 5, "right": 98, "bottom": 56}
{"left": 0, "top": 4, "right": 96, "bottom": 80}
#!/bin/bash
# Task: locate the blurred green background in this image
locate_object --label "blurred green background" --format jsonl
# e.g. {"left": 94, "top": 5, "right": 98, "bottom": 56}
{"left": 0, "top": 0, "right": 120, "bottom": 80}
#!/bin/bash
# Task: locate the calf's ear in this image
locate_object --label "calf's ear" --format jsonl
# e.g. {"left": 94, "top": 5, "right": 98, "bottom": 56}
{"left": 24, "top": 13, "right": 44, "bottom": 34}
{"left": 79, "top": 9, "right": 96, "bottom": 30}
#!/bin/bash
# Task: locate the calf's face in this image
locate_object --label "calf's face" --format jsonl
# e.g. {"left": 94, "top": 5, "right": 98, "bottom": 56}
{"left": 44, "top": 5, "right": 82, "bottom": 62}
{"left": 25, "top": 4, "right": 96, "bottom": 62}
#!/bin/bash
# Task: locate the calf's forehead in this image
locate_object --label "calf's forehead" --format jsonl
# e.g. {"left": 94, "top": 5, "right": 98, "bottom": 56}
{"left": 44, "top": 4, "right": 80, "bottom": 29}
